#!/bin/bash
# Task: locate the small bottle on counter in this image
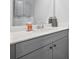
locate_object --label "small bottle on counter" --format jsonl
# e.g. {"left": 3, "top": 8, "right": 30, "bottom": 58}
{"left": 25, "top": 16, "right": 33, "bottom": 31}
{"left": 26, "top": 22, "right": 32, "bottom": 31}
{"left": 27, "top": 22, "right": 32, "bottom": 31}
{"left": 48, "top": 17, "right": 58, "bottom": 27}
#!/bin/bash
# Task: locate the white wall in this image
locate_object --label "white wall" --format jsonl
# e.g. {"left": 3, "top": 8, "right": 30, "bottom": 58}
{"left": 10, "top": 0, "right": 13, "bottom": 26}
{"left": 55, "top": 0, "right": 69, "bottom": 26}
{"left": 34, "top": 0, "right": 69, "bottom": 26}
{"left": 34, "top": 0, "right": 51, "bottom": 24}
{"left": 11, "top": 0, "right": 69, "bottom": 26}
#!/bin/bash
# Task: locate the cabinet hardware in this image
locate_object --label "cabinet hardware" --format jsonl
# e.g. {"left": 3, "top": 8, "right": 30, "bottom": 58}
{"left": 53, "top": 44, "right": 56, "bottom": 47}
{"left": 49, "top": 47, "right": 53, "bottom": 49}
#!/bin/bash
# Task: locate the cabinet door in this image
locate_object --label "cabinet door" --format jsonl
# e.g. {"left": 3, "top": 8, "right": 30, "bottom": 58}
{"left": 19, "top": 44, "right": 52, "bottom": 59}
{"left": 53, "top": 36, "right": 69, "bottom": 59}
{"left": 10, "top": 44, "right": 16, "bottom": 59}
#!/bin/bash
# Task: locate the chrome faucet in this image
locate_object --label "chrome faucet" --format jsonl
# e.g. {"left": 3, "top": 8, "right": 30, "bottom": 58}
{"left": 37, "top": 24, "right": 44, "bottom": 29}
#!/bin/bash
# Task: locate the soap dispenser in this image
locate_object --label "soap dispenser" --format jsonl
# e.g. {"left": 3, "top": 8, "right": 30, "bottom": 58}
{"left": 48, "top": 17, "right": 58, "bottom": 27}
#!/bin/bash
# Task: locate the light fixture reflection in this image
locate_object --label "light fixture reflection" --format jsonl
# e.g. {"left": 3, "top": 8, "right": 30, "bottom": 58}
{"left": 18, "top": 0, "right": 23, "bottom": 4}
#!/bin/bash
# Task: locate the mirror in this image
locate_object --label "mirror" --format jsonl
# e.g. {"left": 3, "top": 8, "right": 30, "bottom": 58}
{"left": 11, "top": 0, "right": 53, "bottom": 26}
{"left": 12, "top": 0, "right": 35, "bottom": 26}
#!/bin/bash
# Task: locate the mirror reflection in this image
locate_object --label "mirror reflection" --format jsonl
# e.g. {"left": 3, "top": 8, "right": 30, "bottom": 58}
{"left": 13, "top": 0, "right": 35, "bottom": 26}
{"left": 12, "top": 0, "right": 51, "bottom": 26}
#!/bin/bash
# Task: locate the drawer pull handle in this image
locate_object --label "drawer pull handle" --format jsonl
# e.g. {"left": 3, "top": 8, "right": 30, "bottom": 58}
{"left": 49, "top": 47, "right": 53, "bottom": 49}
{"left": 53, "top": 44, "right": 56, "bottom": 47}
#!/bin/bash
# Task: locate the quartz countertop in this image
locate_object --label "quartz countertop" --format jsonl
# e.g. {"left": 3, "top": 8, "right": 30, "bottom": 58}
{"left": 10, "top": 26, "right": 68, "bottom": 44}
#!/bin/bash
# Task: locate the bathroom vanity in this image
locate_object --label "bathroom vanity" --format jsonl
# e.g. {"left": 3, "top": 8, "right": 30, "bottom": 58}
{"left": 10, "top": 0, "right": 69, "bottom": 58}
{"left": 10, "top": 27, "right": 69, "bottom": 59}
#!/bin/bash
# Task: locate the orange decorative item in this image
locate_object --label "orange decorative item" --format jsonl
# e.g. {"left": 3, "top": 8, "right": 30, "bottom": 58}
{"left": 25, "top": 23, "right": 32, "bottom": 31}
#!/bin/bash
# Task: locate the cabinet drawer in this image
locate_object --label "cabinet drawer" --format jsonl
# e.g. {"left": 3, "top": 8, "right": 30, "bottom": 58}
{"left": 46, "top": 29, "right": 68, "bottom": 42}
{"left": 18, "top": 44, "right": 52, "bottom": 59}
{"left": 16, "top": 35, "right": 52, "bottom": 58}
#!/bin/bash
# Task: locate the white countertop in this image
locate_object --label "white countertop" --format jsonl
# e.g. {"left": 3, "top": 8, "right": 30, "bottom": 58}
{"left": 10, "top": 26, "right": 68, "bottom": 44}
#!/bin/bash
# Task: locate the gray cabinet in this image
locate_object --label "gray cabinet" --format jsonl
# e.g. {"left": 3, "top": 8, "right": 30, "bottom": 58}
{"left": 53, "top": 36, "right": 69, "bottom": 59}
{"left": 10, "top": 29, "right": 69, "bottom": 59}
{"left": 10, "top": 44, "right": 16, "bottom": 59}
{"left": 16, "top": 35, "right": 53, "bottom": 58}
{"left": 16, "top": 29, "right": 67, "bottom": 58}
{"left": 19, "top": 44, "right": 52, "bottom": 59}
